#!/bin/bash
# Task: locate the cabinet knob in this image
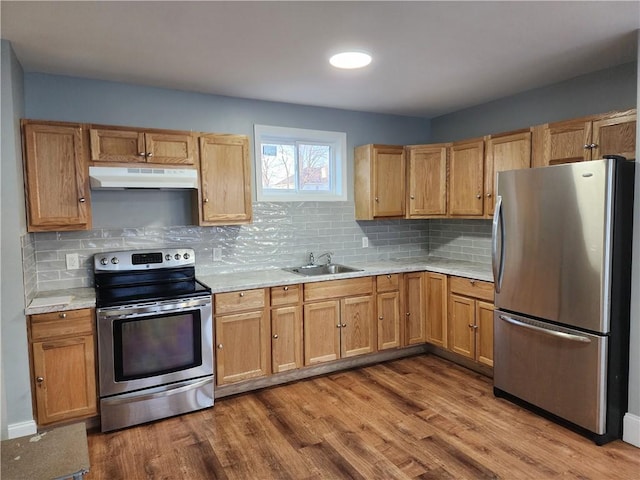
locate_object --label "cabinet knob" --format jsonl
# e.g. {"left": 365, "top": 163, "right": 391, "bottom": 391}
{"left": 476, "top": 194, "right": 481, "bottom": 199}
{"left": 378, "top": 316, "right": 384, "bottom": 321}
{"left": 59, "top": 312, "right": 67, "bottom": 319}
{"left": 336, "top": 324, "right": 342, "bottom": 328}
{"left": 386, "top": 274, "right": 391, "bottom": 279}
{"left": 406, "top": 312, "right": 410, "bottom": 316}
{"left": 283, "top": 286, "right": 289, "bottom": 291}
{"left": 374, "top": 197, "right": 379, "bottom": 202}
{"left": 36, "top": 376, "right": 44, "bottom": 383}
{"left": 341, "top": 323, "right": 346, "bottom": 328}
{"left": 474, "top": 325, "right": 479, "bottom": 330}
{"left": 273, "top": 334, "right": 279, "bottom": 339}
{"left": 486, "top": 193, "right": 492, "bottom": 198}
{"left": 79, "top": 197, "right": 86, "bottom": 203}
{"left": 590, "top": 143, "right": 598, "bottom": 149}
{"left": 469, "top": 279, "right": 476, "bottom": 285}
{"left": 147, "top": 152, "right": 153, "bottom": 157}
{"left": 239, "top": 292, "right": 244, "bottom": 297}
{"left": 468, "top": 324, "right": 475, "bottom": 329}
{"left": 217, "top": 344, "right": 223, "bottom": 349}
{"left": 203, "top": 198, "right": 209, "bottom": 203}
{"left": 410, "top": 195, "right": 415, "bottom": 200}
{"left": 139, "top": 152, "right": 146, "bottom": 157}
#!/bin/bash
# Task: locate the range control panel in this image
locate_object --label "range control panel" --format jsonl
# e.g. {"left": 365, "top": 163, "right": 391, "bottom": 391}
{"left": 94, "top": 248, "right": 195, "bottom": 272}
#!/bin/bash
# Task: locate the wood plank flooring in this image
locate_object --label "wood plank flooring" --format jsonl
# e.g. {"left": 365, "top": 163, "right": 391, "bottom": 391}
{"left": 86, "top": 355, "right": 640, "bottom": 479}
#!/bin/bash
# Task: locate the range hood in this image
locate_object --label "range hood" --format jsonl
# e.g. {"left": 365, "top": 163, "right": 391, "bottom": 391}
{"left": 89, "top": 166, "right": 198, "bottom": 190}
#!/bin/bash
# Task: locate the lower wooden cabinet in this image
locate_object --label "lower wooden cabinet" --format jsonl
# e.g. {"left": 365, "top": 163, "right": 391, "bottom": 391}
{"left": 214, "top": 289, "right": 270, "bottom": 385}
{"left": 447, "top": 276, "right": 495, "bottom": 367}
{"left": 425, "top": 272, "right": 448, "bottom": 348}
{"left": 404, "top": 272, "right": 426, "bottom": 345}
{"left": 270, "top": 285, "right": 303, "bottom": 373}
{"left": 376, "top": 274, "right": 402, "bottom": 350}
{"left": 29, "top": 308, "right": 97, "bottom": 426}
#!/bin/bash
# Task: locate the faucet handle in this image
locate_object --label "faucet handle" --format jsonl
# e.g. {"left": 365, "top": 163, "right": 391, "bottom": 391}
{"left": 308, "top": 252, "right": 315, "bottom": 265}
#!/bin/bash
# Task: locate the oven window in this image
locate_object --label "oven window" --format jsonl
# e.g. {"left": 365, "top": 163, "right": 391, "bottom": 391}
{"left": 113, "top": 311, "right": 202, "bottom": 381}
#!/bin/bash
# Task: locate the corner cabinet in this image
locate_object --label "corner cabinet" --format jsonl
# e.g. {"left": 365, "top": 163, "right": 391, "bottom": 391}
{"left": 29, "top": 309, "right": 97, "bottom": 426}
{"left": 22, "top": 121, "right": 91, "bottom": 232}
{"left": 355, "top": 144, "right": 406, "bottom": 220}
{"left": 198, "top": 134, "right": 253, "bottom": 225}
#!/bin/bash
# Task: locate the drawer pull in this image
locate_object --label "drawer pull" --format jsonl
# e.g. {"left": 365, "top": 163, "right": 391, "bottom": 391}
{"left": 386, "top": 274, "right": 391, "bottom": 279}
{"left": 59, "top": 312, "right": 67, "bottom": 319}
{"left": 283, "top": 286, "right": 289, "bottom": 291}
{"left": 469, "top": 280, "right": 476, "bottom": 285}
{"left": 217, "top": 344, "right": 223, "bottom": 349}
{"left": 36, "top": 376, "right": 44, "bottom": 383}
{"left": 239, "top": 292, "right": 244, "bottom": 297}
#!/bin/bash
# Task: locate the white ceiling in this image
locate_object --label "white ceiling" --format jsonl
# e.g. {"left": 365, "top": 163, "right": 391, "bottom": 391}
{"left": 1, "top": 1, "right": 639, "bottom": 118}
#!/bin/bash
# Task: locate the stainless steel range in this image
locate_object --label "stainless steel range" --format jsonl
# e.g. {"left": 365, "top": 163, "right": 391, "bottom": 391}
{"left": 94, "top": 248, "right": 213, "bottom": 432}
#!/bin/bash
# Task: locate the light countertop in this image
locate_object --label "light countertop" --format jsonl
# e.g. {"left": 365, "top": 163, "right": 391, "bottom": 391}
{"left": 25, "top": 256, "right": 493, "bottom": 315}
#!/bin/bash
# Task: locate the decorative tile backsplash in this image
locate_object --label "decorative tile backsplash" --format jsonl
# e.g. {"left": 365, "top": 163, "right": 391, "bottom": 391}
{"left": 21, "top": 202, "right": 492, "bottom": 300}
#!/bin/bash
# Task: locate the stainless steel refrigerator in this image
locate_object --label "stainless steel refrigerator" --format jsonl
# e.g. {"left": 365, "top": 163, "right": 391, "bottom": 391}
{"left": 492, "top": 156, "right": 635, "bottom": 445}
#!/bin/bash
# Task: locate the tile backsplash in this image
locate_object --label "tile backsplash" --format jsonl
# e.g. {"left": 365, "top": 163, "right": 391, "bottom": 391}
{"left": 22, "top": 202, "right": 492, "bottom": 301}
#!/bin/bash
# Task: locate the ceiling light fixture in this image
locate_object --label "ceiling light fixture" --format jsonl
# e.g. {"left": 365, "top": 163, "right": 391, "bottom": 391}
{"left": 329, "top": 51, "right": 372, "bottom": 69}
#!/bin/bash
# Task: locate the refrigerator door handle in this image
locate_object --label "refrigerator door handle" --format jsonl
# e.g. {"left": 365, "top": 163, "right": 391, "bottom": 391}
{"left": 492, "top": 195, "right": 504, "bottom": 293}
{"left": 498, "top": 315, "right": 592, "bottom": 343}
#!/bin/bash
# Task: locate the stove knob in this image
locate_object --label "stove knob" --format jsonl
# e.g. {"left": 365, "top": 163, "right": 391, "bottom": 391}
{"left": 165, "top": 254, "right": 172, "bottom": 261}
{"left": 111, "top": 257, "right": 119, "bottom": 265}
{"left": 100, "top": 257, "right": 108, "bottom": 266}
{"left": 174, "top": 253, "right": 182, "bottom": 260}
{"left": 183, "top": 252, "right": 190, "bottom": 260}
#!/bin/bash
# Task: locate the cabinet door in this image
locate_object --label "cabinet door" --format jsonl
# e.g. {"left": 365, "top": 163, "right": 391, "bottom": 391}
{"left": 215, "top": 310, "right": 270, "bottom": 385}
{"left": 535, "top": 119, "right": 592, "bottom": 166}
{"left": 23, "top": 123, "right": 91, "bottom": 231}
{"left": 303, "top": 301, "right": 341, "bottom": 365}
{"left": 448, "top": 139, "right": 484, "bottom": 216}
{"left": 271, "top": 306, "right": 302, "bottom": 373}
{"left": 404, "top": 272, "right": 426, "bottom": 345}
{"left": 592, "top": 113, "right": 636, "bottom": 161}
{"left": 484, "top": 131, "right": 531, "bottom": 217}
{"left": 448, "top": 294, "right": 475, "bottom": 360}
{"left": 377, "top": 291, "right": 401, "bottom": 350}
{"left": 476, "top": 301, "right": 494, "bottom": 367}
{"left": 341, "top": 295, "right": 376, "bottom": 358}
{"left": 200, "top": 135, "right": 252, "bottom": 225}
{"left": 32, "top": 336, "right": 97, "bottom": 425}
{"left": 425, "top": 272, "right": 448, "bottom": 348}
{"left": 90, "top": 128, "right": 145, "bottom": 163}
{"left": 373, "top": 146, "right": 405, "bottom": 217}
{"left": 406, "top": 144, "right": 448, "bottom": 217}
{"left": 145, "top": 132, "right": 196, "bottom": 165}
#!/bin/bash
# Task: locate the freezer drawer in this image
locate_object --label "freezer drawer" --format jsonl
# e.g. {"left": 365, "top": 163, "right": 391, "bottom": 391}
{"left": 493, "top": 310, "right": 607, "bottom": 434}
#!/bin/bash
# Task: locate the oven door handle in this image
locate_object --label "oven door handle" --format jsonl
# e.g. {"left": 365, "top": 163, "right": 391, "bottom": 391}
{"left": 101, "top": 377, "right": 213, "bottom": 406}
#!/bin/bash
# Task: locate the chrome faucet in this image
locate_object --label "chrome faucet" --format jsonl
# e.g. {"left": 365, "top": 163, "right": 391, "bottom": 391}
{"left": 316, "top": 251, "right": 333, "bottom": 265}
{"left": 308, "top": 252, "right": 315, "bottom": 265}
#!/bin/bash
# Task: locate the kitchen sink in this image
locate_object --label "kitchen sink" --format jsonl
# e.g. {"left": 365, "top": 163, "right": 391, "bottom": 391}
{"left": 283, "top": 264, "right": 363, "bottom": 276}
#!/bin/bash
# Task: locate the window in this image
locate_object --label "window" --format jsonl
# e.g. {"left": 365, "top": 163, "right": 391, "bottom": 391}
{"left": 254, "top": 125, "right": 347, "bottom": 201}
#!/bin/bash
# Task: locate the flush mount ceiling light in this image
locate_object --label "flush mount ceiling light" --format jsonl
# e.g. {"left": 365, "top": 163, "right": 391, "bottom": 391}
{"left": 329, "top": 51, "right": 372, "bottom": 69}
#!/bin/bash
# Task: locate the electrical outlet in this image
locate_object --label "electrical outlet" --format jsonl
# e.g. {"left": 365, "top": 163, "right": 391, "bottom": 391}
{"left": 65, "top": 253, "right": 80, "bottom": 270}
{"left": 213, "top": 248, "right": 222, "bottom": 261}
{"left": 362, "top": 237, "right": 369, "bottom": 248}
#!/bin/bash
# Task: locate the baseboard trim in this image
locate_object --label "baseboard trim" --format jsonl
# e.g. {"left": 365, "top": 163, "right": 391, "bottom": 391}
{"left": 7, "top": 419, "right": 37, "bottom": 439}
{"left": 623, "top": 413, "right": 640, "bottom": 447}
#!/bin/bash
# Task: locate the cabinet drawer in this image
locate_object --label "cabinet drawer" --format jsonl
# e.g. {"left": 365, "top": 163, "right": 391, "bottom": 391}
{"left": 30, "top": 308, "right": 94, "bottom": 341}
{"left": 215, "top": 289, "right": 266, "bottom": 315}
{"left": 304, "top": 277, "right": 374, "bottom": 302}
{"left": 449, "top": 276, "right": 494, "bottom": 302}
{"left": 270, "top": 284, "right": 301, "bottom": 307}
{"left": 376, "top": 273, "right": 401, "bottom": 292}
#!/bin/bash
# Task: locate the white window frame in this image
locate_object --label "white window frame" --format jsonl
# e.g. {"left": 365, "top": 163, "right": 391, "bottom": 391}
{"left": 254, "top": 124, "right": 347, "bottom": 202}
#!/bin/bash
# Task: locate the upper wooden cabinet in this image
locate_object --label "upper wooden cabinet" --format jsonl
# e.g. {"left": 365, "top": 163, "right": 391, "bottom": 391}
{"left": 355, "top": 144, "right": 406, "bottom": 220}
{"left": 484, "top": 130, "right": 532, "bottom": 217}
{"left": 198, "top": 134, "right": 253, "bottom": 226}
{"left": 405, "top": 143, "right": 449, "bottom": 218}
{"left": 532, "top": 109, "right": 636, "bottom": 167}
{"left": 22, "top": 121, "right": 91, "bottom": 232}
{"left": 448, "top": 138, "right": 485, "bottom": 217}
{"left": 90, "top": 127, "right": 197, "bottom": 166}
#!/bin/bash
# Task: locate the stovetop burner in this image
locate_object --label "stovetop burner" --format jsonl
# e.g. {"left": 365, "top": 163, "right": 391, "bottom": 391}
{"left": 94, "top": 249, "right": 211, "bottom": 308}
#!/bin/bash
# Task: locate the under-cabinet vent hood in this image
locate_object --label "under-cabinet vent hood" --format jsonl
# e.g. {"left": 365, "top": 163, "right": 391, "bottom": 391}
{"left": 89, "top": 166, "right": 198, "bottom": 190}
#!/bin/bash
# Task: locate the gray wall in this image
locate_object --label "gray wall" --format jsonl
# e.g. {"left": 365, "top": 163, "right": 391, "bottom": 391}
{"left": 1, "top": 40, "right": 30, "bottom": 439}
{"left": 432, "top": 58, "right": 640, "bottom": 446}
{"left": 430, "top": 62, "right": 637, "bottom": 142}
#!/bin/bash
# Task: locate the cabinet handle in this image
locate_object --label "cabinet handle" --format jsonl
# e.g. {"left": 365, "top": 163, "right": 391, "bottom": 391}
{"left": 406, "top": 312, "right": 410, "bottom": 316}
{"left": 139, "top": 152, "right": 146, "bottom": 157}
{"left": 469, "top": 279, "right": 476, "bottom": 285}
{"left": 410, "top": 195, "right": 415, "bottom": 200}
{"left": 341, "top": 323, "right": 346, "bottom": 328}
{"left": 378, "top": 316, "right": 384, "bottom": 321}
{"left": 486, "top": 193, "right": 492, "bottom": 198}
{"left": 239, "top": 292, "right": 244, "bottom": 297}
{"left": 386, "top": 274, "right": 391, "bottom": 279}
{"left": 584, "top": 144, "right": 591, "bottom": 149}
{"left": 203, "top": 198, "right": 209, "bottom": 203}
{"left": 375, "top": 197, "right": 379, "bottom": 202}
{"left": 283, "top": 286, "right": 289, "bottom": 291}
{"left": 147, "top": 152, "right": 153, "bottom": 157}
{"left": 468, "top": 324, "right": 475, "bottom": 328}
{"left": 590, "top": 143, "right": 598, "bottom": 149}
{"left": 476, "top": 194, "right": 481, "bottom": 199}
{"left": 336, "top": 324, "right": 342, "bottom": 328}
{"left": 273, "top": 334, "right": 279, "bottom": 339}
{"left": 59, "top": 312, "right": 67, "bottom": 319}
{"left": 474, "top": 325, "right": 479, "bottom": 329}
{"left": 78, "top": 197, "right": 86, "bottom": 203}
{"left": 217, "top": 344, "right": 223, "bottom": 349}
{"left": 36, "top": 376, "right": 44, "bottom": 383}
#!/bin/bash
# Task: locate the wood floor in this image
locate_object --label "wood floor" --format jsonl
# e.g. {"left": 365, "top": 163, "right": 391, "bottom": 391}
{"left": 86, "top": 355, "right": 640, "bottom": 479}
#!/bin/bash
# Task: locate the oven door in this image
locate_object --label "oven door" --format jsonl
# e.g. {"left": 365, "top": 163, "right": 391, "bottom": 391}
{"left": 97, "top": 296, "right": 213, "bottom": 397}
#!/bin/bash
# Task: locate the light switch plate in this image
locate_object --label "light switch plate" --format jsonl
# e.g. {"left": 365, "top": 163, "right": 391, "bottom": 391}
{"left": 66, "top": 253, "right": 80, "bottom": 270}
{"left": 362, "top": 237, "right": 369, "bottom": 248}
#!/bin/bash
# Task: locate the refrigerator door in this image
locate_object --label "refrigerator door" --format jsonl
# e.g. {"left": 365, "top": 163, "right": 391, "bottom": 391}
{"left": 493, "top": 159, "right": 613, "bottom": 333}
{"left": 493, "top": 310, "right": 607, "bottom": 434}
